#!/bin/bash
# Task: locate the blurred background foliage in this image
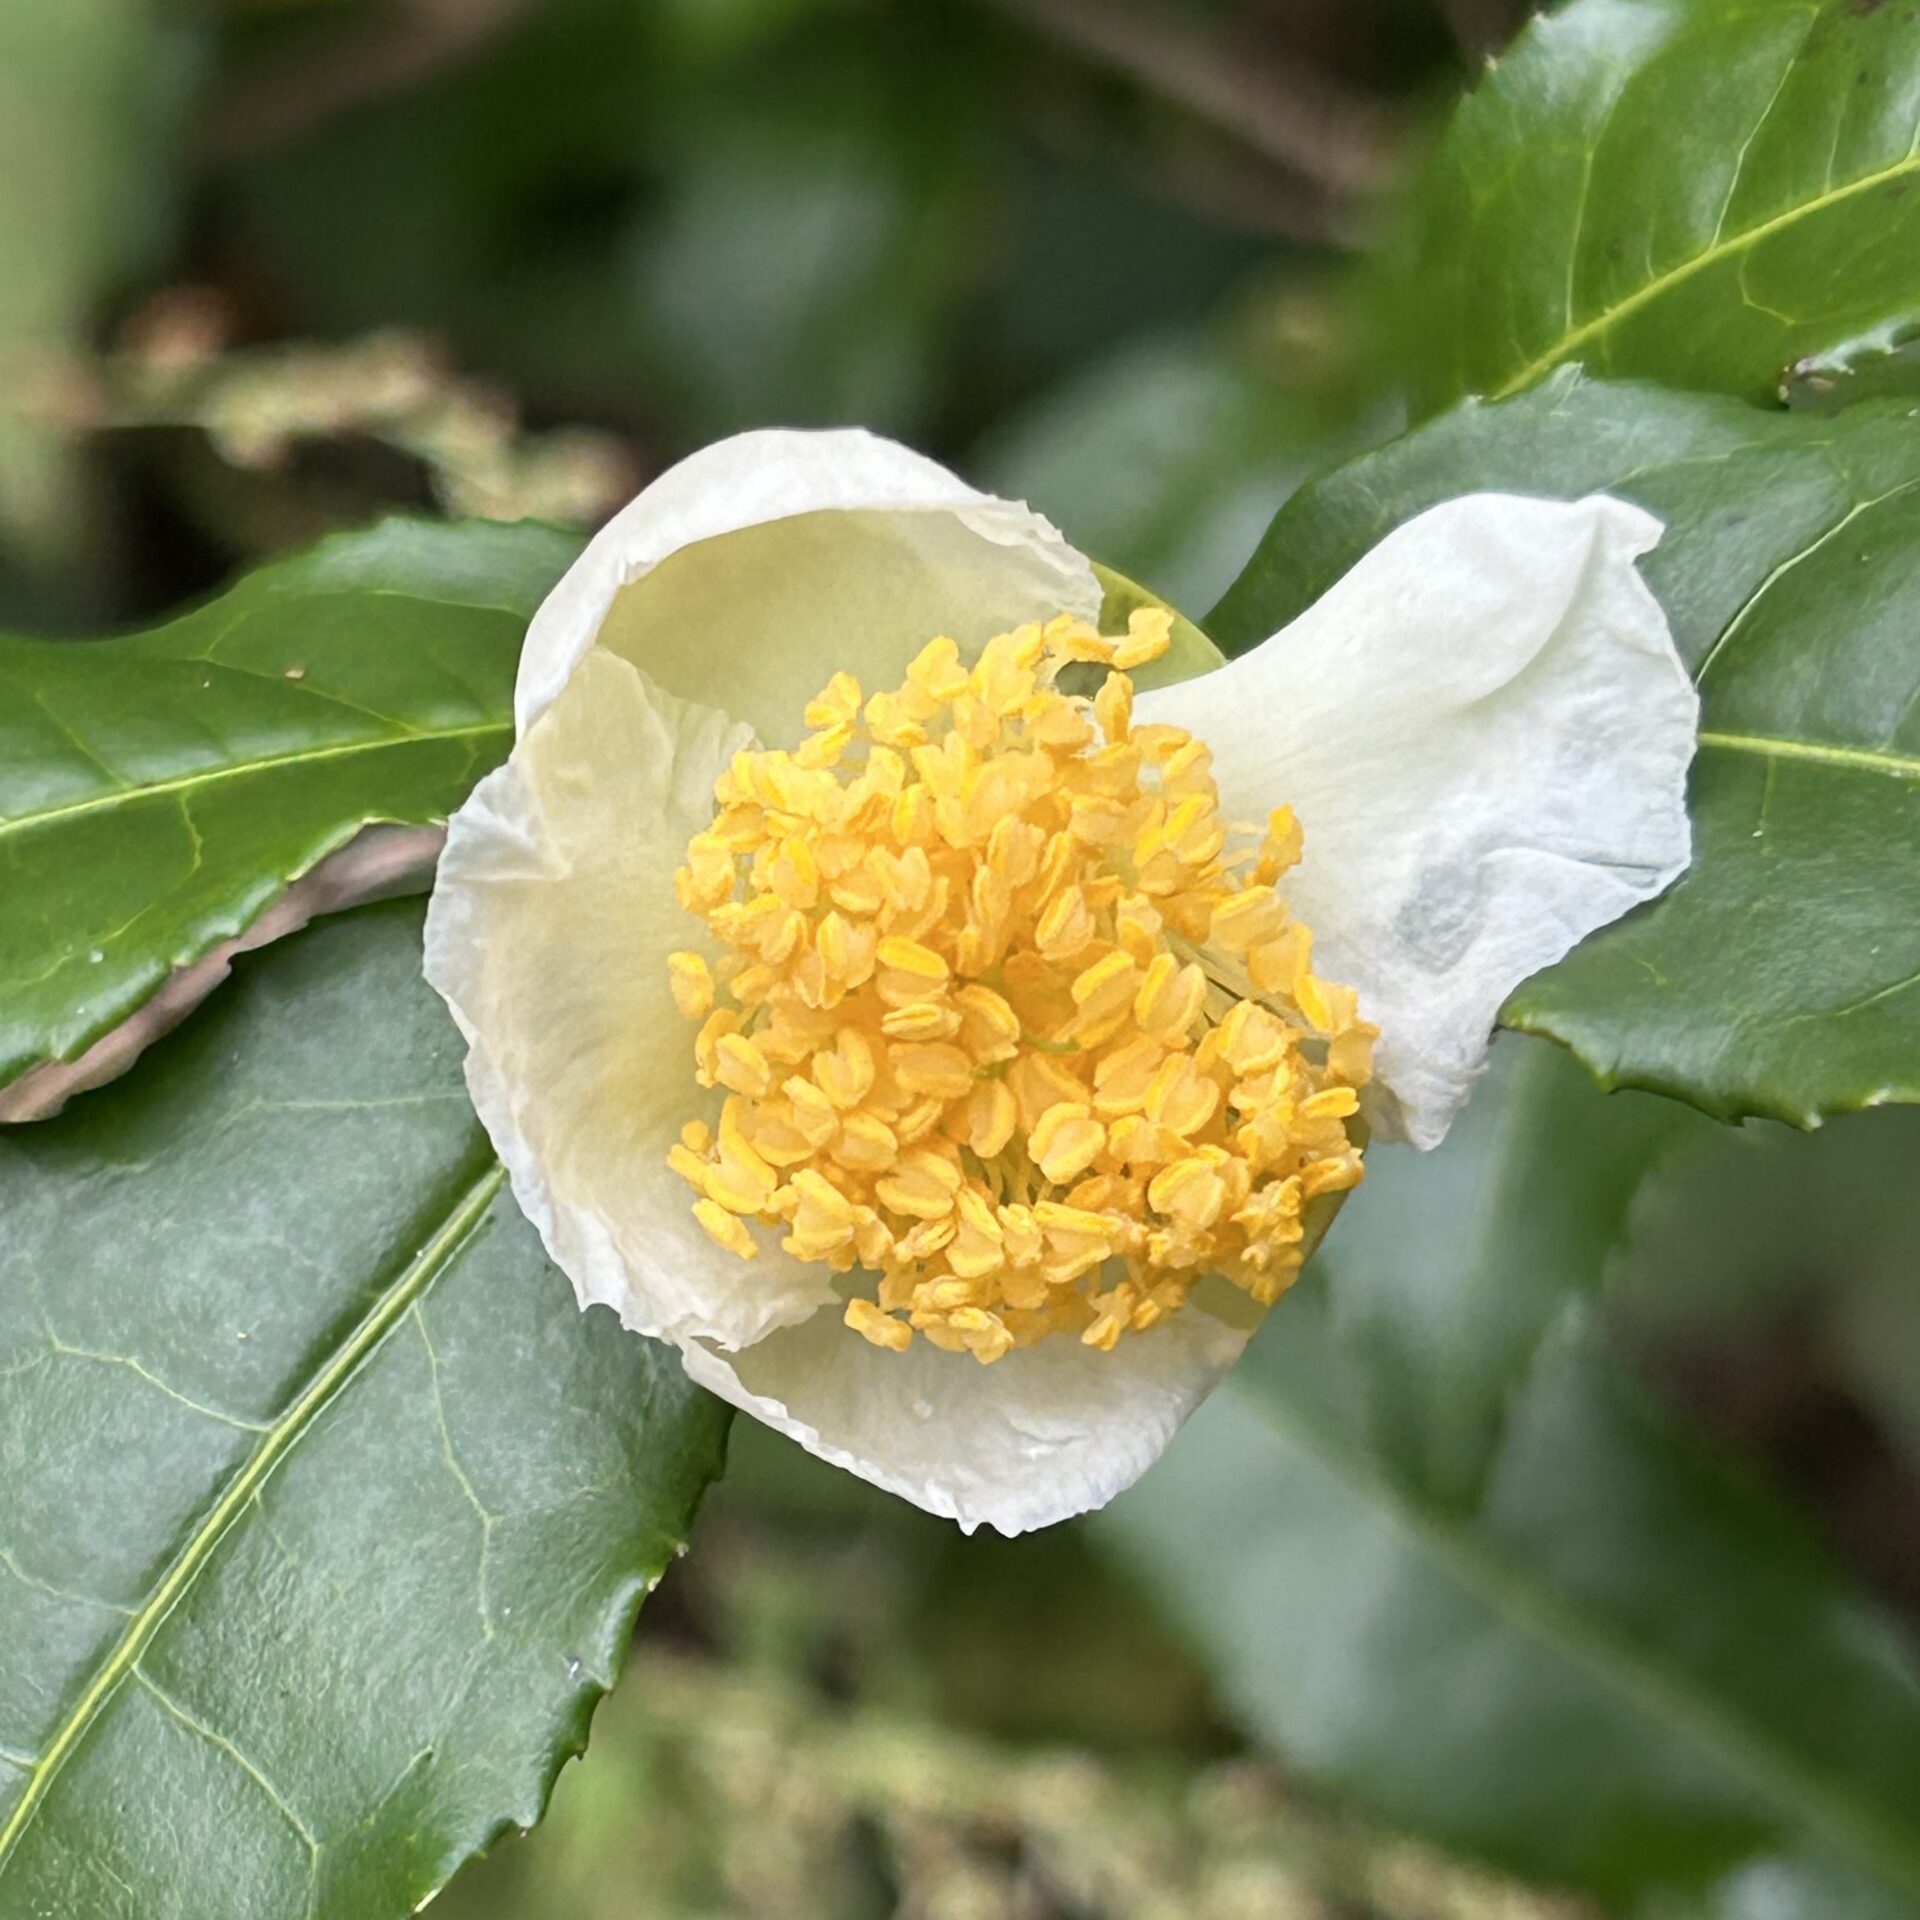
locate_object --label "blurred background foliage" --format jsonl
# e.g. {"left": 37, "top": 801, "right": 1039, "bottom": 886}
{"left": 5, "top": 2, "right": 1918, "bottom": 1917}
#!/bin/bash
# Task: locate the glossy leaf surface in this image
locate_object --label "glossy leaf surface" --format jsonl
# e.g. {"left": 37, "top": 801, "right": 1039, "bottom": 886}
{"left": 1100, "top": 1040, "right": 1920, "bottom": 1913}
{"left": 0, "top": 901, "right": 729, "bottom": 1918}
{"left": 1210, "top": 370, "right": 1920, "bottom": 1125}
{"left": 1412, "top": 0, "right": 1920, "bottom": 410}
{"left": 0, "top": 516, "right": 577, "bottom": 1095}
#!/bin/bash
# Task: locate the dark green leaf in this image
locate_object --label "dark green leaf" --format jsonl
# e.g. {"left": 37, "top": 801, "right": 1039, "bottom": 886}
{"left": 0, "top": 900, "right": 729, "bottom": 1918}
{"left": 1209, "top": 370, "right": 1920, "bottom": 1127}
{"left": 1098, "top": 1040, "right": 1920, "bottom": 1912}
{"left": 1308, "top": 1036, "right": 1701, "bottom": 1511}
{"left": 974, "top": 331, "right": 1370, "bottom": 618}
{"left": 0, "top": 516, "right": 578, "bottom": 1103}
{"left": 1410, "top": 0, "right": 1920, "bottom": 411}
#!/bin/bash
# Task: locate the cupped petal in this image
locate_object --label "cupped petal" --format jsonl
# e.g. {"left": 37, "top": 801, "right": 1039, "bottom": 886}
{"left": 1137, "top": 493, "right": 1696, "bottom": 1148}
{"left": 516, "top": 427, "right": 1100, "bottom": 745}
{"left": 677, "top": 1290, "right": 1252, "bottom": 1536}
{"left": 425, "top": 647, "right": 842, "bottom": 1348}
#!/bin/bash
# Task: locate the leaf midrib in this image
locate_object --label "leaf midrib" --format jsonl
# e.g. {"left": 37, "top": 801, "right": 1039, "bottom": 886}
{"left": 0, "top": 1160, "right": 507, "bottom": 1875}
{"left": 1490, "top": 145, "right": 1920, "bottom": 400}
{"left": 1698, "top": 730, "right": 1920, "bottom": 781}
{"left": 1234, "top": 1376, "right": 1920, "bottom": 1900}
{"left": 0, "top": 720, "right": 511, "bottom": 846}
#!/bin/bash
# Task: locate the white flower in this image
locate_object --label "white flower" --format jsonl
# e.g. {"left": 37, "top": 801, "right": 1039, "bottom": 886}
{"left": 424, "top": 428, "right": 1696, "bottom": 1535}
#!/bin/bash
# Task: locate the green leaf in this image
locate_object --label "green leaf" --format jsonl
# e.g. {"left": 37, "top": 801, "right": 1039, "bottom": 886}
{"left": 1208, "top": 369, "right": 1920, "bottom": 1127}
{"left": 1309, "top": 1036, "right": 1702, "bottom": 1512}
{"left": 1098, "top": 1039, "right": 1920, "bottom": 1912}
{"left": 974, "top": 331, "right": 1370, "bottom": 618}
{"left": 1410, "top": 0, "right": 1920, "bottom": 412}
{"left": 0, "top": 516, "right": 579, "bottom": 1104}
{"left": 0, "top": 900, "right": 730, "bottom": 1918}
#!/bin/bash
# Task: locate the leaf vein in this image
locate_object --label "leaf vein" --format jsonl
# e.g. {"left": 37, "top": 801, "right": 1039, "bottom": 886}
{"left": 1494, "top": 144, "right": 1920, "bottom": 398}
{"left": 0, "top": 1161, "right": 506, "bottom": 1878}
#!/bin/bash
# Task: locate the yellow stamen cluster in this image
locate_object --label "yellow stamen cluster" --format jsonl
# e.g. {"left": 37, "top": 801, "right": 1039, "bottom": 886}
{"left": 668, "top": 609, "right": 1374, "bottom": 1364}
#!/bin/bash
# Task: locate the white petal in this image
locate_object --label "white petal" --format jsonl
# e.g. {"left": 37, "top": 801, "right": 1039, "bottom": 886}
{"left": 1136, "top": 493, "right": 1696, "bottom": 1149}
{"left": 516, "top": 427, "right": 1100, "bottom": 744}
{"left": 425, "top": 647, "right": 842, "bottom": 1348}
{"left": 677, "top": 1291, "right": 1252, "bottom": 1536}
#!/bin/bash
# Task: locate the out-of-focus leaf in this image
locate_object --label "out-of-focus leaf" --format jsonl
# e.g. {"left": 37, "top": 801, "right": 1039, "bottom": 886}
{"left": 1210, "top": 369, "right": 1920, "bottom": 1128}
{"left": 0, "top": 900, "right": 730, "bottom": 1919}
{"left": 224, "top": 0, "right": 994, "bottom": 444}
{"left": 0, "top": 516, "right": 577, "bottom": 1102}
{"left": 0, "top": 0, "right": 195, "bottom": 594}
{"left": 1099, "top": 1040, "right": 1920, "bottom": 1914}
{"left": 1307, "top": 1037, "right": 1701, "bottom": 1510}
{"left": 974, "top": 329, "right": 1369, "bottom": 617}
{"left": 1409, "top": 0, "right": 1920, "bottom": 411}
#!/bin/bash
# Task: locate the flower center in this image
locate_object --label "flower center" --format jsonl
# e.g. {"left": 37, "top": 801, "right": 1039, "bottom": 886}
{"left": 667, "top": 609, "right": 1373, "bottom": 1363}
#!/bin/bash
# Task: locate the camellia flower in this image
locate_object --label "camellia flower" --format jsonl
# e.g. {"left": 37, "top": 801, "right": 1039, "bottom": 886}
{"left": 424, "top": 430, "right": 1696, "bottom": 1534}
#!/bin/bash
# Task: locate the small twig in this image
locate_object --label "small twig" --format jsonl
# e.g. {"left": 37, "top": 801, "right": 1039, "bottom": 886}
{"left": 979, "top": 0, "right": 1407, "bottom": 204}
{"left": 200, "top": 0, "right": 542, "bottom": 163}
{"left": 1437, "top": 0, "right": 1528, "bottom": 61}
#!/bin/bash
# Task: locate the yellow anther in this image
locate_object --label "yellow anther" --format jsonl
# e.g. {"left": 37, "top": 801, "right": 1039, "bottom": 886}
{"left": 815, "top": 1029, "right": 876, "bottom": 1108}
{"left": 888, "top": 1043, "right": 974, "bottom": 1101}
{"left": 790, "top": 1167, "right": 856, "bottom": 1225}
{"left": 1257, "top": 804, "right": 1303, "bottom": 882}
{"left": 1209, "top": 887, "right": 1287, "bottom": 954}
{"left": 881, "top": 999, "right": 961, "bottom": 1041}
{"left": 877, "top": 935, "right": 949, "bottom": 981}
{"left": 1296, "top": 972, "right": 1335, "bottom": 1034}
{"left": 1035, "top": 885, "right": 1096, "bottom": 960}
{"left": 668, "top": 950, "right": 715, "bottom": 1020}
{"left": 1092, "top": 1033, "right": 1165, "bottom": 1115}
{"left": 693, "top": 1007, "right": 742, "bottom": 1084}
{"left": 955, "top": 983, "right": 1021, "bottom": 1063}
{"left": 832, "top": 1110, "right": 899, "bottom": 1172}
{"left": 944, "top": 1307, "right": 1014, "bottom": 1364}
{"left": 714, "top": 1032, "right": 774, "bottom": 1100}
{"left": 1093, "top": 671, "right": 1133, "bottom": 743}
{"left": 766, "top": 836, "right": 820, "bottom": 911}
{"left": 1148, "top": 1156, "right": 1229, "bottom": 1232}
{"left": 693, "top": 1199, "right": 759, "bottom": 1259}
{"left": 967, "top": 1078, "right": 1018, "bottom": 1158}
{"left": 1112, "top": 605, "right": 1173, "bottom": 670}
{"left": 1143, "top": 1052, "right": 1221, "bottom": 1139}
{"left": 665, "top": 602, "right": 1372, "bottom": 1362}
{"left": 1301, "top": 1085, "right": 1361, "bottom": 1121}
{"left": 875, "top": 1149, "right": 962, "bottom": 1220}
{"left": 804, "top": 670, "right": 863, "bottom": 731}
{"left": 907, "top": 634, "right": 971, "bottom": 700}
{"left": 1030, "top": 1103, "right": 1106, "bottom": 1184}
{"left": 1134, "top": 955, "right": 1207, "bottom": 1040}
{"left": 1248, "top": 924, "right": 1311, "bottom": 996}
{"left": 703, "top": 1142, "right": 777, "bottom": 1216}
{"left": 1070, "top": 951, "right": 1140, "bottom": 1023}
{"left": 845, "top": 1296, "right": 912, "bottom": 1351}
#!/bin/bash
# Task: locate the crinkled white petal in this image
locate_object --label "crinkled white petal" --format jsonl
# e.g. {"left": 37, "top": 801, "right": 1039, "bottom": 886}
{"left": 678, "top": 1292, "right": 1252, "bottom": 1536}
{"left": 1136, "top": 493, "right": 1696, "bottom": 1149}
{"left": 516, "top": 427, "right": 1100, "bottom": 745}
{"left": 425, "top": 647, "right": 842, "bottom": 1349}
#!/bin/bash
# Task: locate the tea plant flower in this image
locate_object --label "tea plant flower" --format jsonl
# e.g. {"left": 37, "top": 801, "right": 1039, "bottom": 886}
{"left": 424, "top": 429, "right": 1695, "bottom": 1534}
